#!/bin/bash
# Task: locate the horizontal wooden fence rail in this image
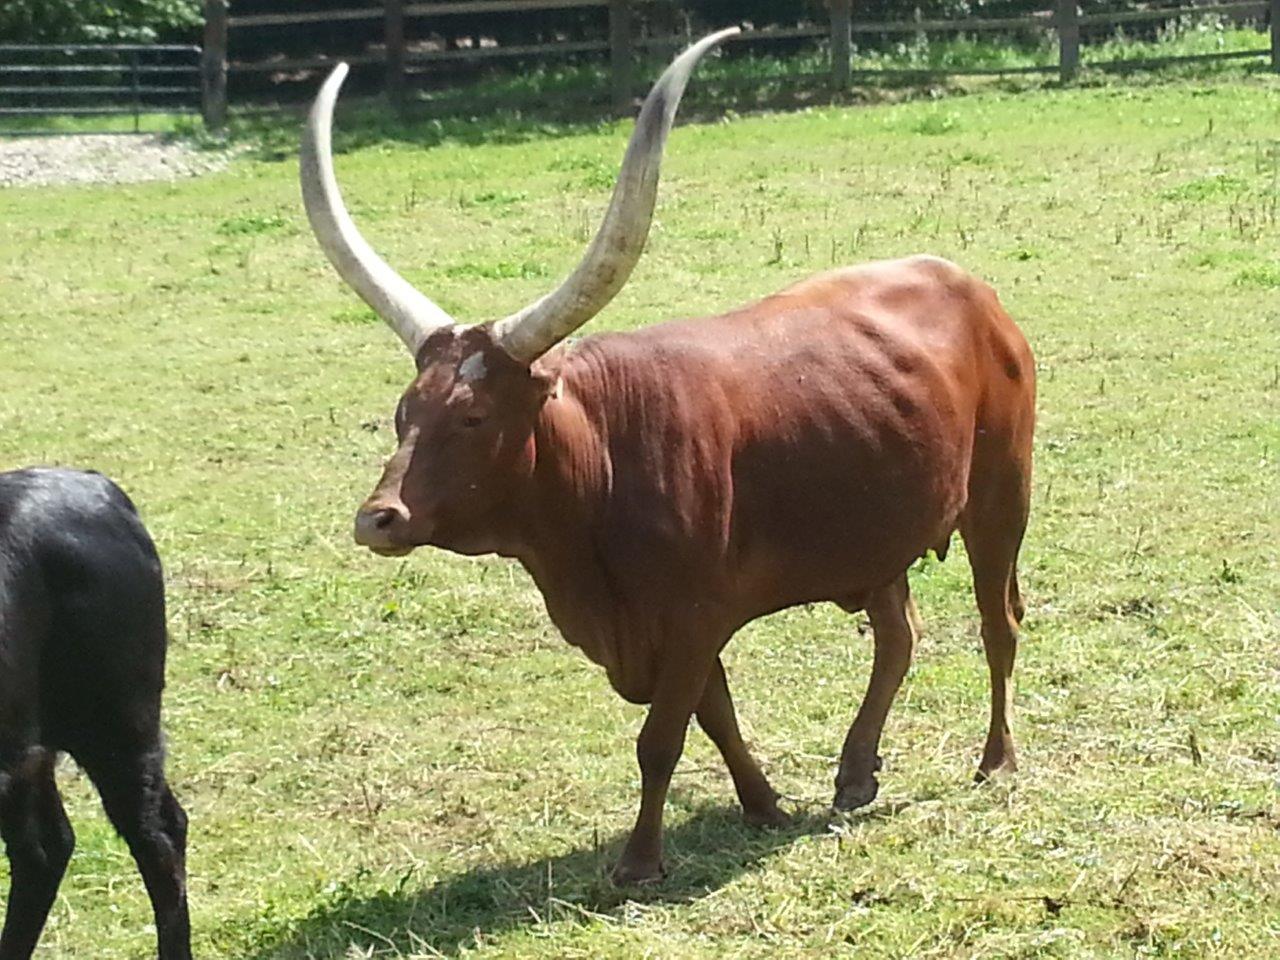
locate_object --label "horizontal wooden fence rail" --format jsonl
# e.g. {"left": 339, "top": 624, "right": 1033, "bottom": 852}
{"left": 406, "top": 39, "right": 609, "bottom": 62}
{"left": 851, "top": 63, "right": 1060, "bottom": 77}
{"left": 405, "top": 0, "right": 607, "bottom": 15}
{"left": 230, "top": 53, "right": 384, "bottom": 74}
{"left": 1078, "top": 0, "right": 1266, "bottom": 24}
{"left": 1089, "top": 46, "right": 1271, "bottom": 67}
{"left": 226, "top": 0, "right": 608, "bottom": 29}
{"left": 198, "top": 0, "right": 1280, "bottom": 129}
{"left": 228, "top": 7, "right": 382, "bottom": 28}
{"left": 849, "top": 13, "right": 1055, "bottom": 33}
{"left": 635, "top": 26, "right": 829, "bottom": 48}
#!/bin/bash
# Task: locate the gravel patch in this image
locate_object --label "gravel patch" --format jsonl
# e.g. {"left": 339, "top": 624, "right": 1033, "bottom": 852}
{"left": 0, "top": 133, "right": 233, "bottom": 188}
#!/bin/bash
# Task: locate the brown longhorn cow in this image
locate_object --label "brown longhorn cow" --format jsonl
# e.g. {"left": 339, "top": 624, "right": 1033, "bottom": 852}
{"left": 301, "top": 28, "right": 1035, "bottom": 883}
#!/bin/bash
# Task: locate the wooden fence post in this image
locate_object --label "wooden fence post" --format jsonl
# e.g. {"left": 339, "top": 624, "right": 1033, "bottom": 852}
{"left": 1056, "top": 0, "right": 1079, "bottom": 83}
{"left": 1271, "top": 0, "right": 1279, "bottom": 73}
{"left": 201, "top": 0, "right": 228, "bottom": 129}
{"left": 609, "top": 0, "right": 633, "bottom": 115}
{"left": 831, "top": 0, "right": 851, "bottom": 90}
{"left": 386, "top": 0, "right": 406, "bottom": 110}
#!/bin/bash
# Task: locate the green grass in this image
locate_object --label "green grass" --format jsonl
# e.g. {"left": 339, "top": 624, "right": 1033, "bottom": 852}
{"left": 0, "top": 111, "right": 198, "bottom": 135}
{"left": 1, "top": 70, "right": 1278, "bottom": 959}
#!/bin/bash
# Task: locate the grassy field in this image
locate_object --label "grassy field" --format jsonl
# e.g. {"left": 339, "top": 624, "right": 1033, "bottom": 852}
{"left": 1, "top": 69, "right": 1278, "bottom": 959}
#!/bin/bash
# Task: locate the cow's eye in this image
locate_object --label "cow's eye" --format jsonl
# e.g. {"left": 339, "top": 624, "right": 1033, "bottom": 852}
{"left": 462, "top": 414, "right": 486, "bottom": 429}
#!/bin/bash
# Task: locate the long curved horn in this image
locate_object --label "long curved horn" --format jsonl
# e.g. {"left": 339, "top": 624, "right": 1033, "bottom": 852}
{"left": 300, "top": 63, "right": 456, "bottom": 356}
{"left": 492, "top": 27, "right": 739, "bottom": 364}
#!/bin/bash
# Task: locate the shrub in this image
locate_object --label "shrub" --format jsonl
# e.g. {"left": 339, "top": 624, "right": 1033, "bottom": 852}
{"left": 0, "top": 0, "right": 201, "bottom": 44}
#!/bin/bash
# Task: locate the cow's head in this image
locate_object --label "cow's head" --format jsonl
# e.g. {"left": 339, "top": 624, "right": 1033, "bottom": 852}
{"left": 350, "top": 326, "right": 558, "bottom": 556}
{"left": 300, "top": 28, "right": 737, "bottom": 556}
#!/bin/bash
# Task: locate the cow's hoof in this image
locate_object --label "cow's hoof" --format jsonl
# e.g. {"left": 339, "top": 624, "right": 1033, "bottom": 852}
{"left": 974, "top": 757, "right": 1018, "bottom": 784}
{"left": 610, "top": 857, "right": 665, "bottom": 886}
{"left": 976, "top": 737, "right": 1018, "bottom": 783}
{"left": 743, "top": 802, "right": 790, "bottom": 829}
{"left": 832, "top": 776, "right": 878, "bottom": 812}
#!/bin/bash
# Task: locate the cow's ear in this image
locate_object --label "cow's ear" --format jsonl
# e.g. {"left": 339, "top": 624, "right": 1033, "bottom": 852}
{"left": 528, "top": 349, "right": 567, "bottom": 403}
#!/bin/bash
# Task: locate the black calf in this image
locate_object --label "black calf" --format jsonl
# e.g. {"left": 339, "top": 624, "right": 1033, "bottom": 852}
{"left": 0, "top": 468, "right": 190, "bottom": 960}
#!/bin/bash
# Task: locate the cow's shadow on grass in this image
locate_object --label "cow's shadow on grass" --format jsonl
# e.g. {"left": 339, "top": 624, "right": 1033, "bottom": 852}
{"left": 248, "top": 805, "right": 830, "bottom": 958}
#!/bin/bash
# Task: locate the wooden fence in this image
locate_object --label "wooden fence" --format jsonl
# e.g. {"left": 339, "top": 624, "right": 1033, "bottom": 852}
{"left": 200, "top": 0, "right": 1280, "bottom": 128}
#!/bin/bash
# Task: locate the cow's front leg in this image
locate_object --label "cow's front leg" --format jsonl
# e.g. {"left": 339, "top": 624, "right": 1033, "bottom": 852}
{"left": 612, "top": 654, "right": 714, "bottom": 885}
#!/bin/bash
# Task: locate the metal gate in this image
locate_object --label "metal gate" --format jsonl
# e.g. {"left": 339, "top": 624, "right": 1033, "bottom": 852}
{"left": 0, "top": 44, "right": 202, "bottom": 133}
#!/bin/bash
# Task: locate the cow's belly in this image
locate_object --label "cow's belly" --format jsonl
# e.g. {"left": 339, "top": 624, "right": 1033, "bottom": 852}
{"left": 726, "top": 406, "right": 970, "bottom": 615}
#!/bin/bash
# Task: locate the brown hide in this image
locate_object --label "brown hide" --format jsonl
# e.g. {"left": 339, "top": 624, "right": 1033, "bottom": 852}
{"left": 358, "top": 253, "right": 1035, "bottom": 882}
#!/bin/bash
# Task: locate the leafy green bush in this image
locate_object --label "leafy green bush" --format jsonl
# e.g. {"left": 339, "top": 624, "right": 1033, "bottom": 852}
{"left": 0, "top": 0, "right": 201, "bottom": 44}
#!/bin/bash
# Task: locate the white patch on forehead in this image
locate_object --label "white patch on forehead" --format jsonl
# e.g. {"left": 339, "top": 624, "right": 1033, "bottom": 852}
{"left": 458, "top": 352, "right": 487, "bottom": 382}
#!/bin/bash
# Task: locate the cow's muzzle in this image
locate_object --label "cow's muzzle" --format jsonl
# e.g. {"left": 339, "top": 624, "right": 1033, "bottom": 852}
{"left": 353, "top": 500, "right": 415, "bottom": 556}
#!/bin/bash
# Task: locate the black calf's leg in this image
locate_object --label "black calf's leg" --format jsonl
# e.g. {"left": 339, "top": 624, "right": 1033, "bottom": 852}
{"left": 79, "top": 747, "right": 191, "bottom": 960}
{"left": 0, "top": 750, "right": 74, "bottom": 960}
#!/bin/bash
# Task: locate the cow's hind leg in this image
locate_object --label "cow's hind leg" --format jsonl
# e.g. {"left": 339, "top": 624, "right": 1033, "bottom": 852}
{"left": 696, "top": 658, "right": 786, "bottom": 828}
{"left": 961, "top": 468, "right": 1029, "bottom": 782}
{"left": 833, "top": 574, "right": 918, "bottom": 811}
{"left": 0, "top": 749, "right": 74, "bottom": 960}
{"left": 77, "top": 744, "right": 191, "bottom": 960}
